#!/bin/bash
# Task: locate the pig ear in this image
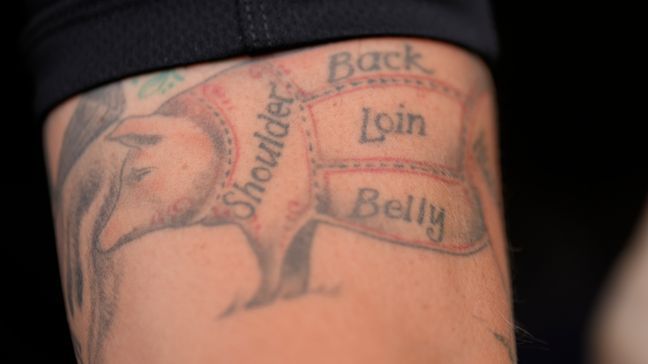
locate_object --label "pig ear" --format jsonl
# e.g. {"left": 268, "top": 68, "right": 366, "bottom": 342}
{"left": 107, "top": 116, "right": 163, "bottom": 148}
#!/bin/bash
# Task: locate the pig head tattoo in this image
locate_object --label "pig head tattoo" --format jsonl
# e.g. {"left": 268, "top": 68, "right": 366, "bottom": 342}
{"left": 54, "top": 44, "right": 498, "bottom": 364}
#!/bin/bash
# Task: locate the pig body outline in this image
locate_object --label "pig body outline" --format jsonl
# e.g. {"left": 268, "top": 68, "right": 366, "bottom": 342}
{"left": 57, "top": 62, "right": 490, "bottom": 364}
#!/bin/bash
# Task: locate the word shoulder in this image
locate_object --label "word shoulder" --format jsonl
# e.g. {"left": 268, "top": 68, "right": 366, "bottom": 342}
{"left": 327, "top": 44, "right": 434, "bottom": 83}
{"left": 223, "top": 81, "right": 294, "bottom": 219}
{"left": 359, "top": 104, "right": 426, "bottom": 143}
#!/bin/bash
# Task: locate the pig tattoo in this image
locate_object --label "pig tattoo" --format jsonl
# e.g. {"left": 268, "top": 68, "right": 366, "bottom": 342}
{"left": 55, "top": 46, "right": 494, "bottom": 364}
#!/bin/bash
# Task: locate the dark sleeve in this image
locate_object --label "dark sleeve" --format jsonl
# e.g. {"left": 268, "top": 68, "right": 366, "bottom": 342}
{"left": 21, "top": 0, "right": 498, "bottom": 123}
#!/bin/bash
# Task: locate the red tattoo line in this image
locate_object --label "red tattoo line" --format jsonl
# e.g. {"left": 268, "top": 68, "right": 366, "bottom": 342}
{"left": 327, "top": 217, "right": 482, "bottom": 252}
{"left": 322, "top": 168, "right": 461, "bottom": 188}
{"left": 302, "top": 74, "right": 465, "bottom": 104}
{"left": 200, "top": 84, "right": 240, "bottom": 187}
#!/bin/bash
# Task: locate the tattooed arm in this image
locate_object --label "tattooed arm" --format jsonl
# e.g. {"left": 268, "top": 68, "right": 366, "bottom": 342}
{"left": 44, "top": 38, "right": 514, "bottom": 364}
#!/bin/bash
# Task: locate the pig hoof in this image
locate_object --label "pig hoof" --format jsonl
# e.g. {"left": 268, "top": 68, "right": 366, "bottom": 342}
{"left": 217, "top": 296, "right": 242, "bottom": 319}
{"left": 278, "top": 277, "right": 309, "bottom": 299}
{"left": 244, "top": 289, "right": 278, "bottom": 309}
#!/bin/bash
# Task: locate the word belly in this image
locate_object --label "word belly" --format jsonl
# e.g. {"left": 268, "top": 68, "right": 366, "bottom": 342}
{"left": 319, "top": 171, "right": 487, "bottom": 254}
{"left": 349, "top": 187, "right": 445, "bottom": 242}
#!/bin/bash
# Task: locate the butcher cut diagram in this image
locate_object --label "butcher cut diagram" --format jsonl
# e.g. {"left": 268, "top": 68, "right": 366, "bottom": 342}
{"left": 57, "top": 54, "right": 491, "bottom": 364}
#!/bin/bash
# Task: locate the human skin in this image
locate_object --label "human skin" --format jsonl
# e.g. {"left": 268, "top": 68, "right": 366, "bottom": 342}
{"left": 44, "top": 37, "right": 515, "bottom": 364}
{"left": 591, "top": 200, "right": 648, "bottom": 364}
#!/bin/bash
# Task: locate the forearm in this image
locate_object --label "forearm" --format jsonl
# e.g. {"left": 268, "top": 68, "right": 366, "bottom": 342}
{"left": 45, "top": 37, "right": 514, "bottom": 364}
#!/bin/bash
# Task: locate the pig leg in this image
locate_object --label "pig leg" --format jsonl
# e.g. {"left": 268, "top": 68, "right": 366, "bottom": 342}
{"left": 238, "top": 220, "right": 319, "bottom": 309}
{"left": 239, "top": 227, "right": 282, "bottom": 309}
{"left": 244, "top": 248, "right": 278, "bottom": 308}
{"left": 278, "top": 220, "right": 320, "bottom": 298}
{"left": 238, "top": 221, "right": 319, "bottom": 307}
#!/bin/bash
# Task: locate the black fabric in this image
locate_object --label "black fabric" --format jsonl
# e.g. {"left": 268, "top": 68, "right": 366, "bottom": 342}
{"left": 21, "top": 0, "right": 498, "bottom": 123}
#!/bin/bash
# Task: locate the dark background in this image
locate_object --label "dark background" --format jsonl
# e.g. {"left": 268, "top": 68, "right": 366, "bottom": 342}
{"left": 2, "top": 2, "right": 645, "bottom": 363}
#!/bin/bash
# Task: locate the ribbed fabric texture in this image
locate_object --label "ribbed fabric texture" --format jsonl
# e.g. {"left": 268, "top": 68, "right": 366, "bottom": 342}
{"left": 21, "top": 0, "right": 498, "bottom": 123}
